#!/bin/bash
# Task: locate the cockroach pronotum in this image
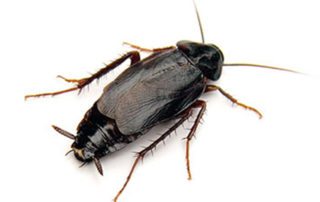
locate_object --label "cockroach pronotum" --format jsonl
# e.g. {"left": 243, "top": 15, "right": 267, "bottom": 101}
{"left": 25, "top": 1, "right": 301, "bottom": 201}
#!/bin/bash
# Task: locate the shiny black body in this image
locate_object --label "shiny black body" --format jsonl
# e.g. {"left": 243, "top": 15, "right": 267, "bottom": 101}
{"left": 24, "top": 3, "right": 295, "bottom": 200}
{"left": 72, "top": 102, "right": 141, "bottom": 161}
{"left": 72, "top": 41, "right": 224, "bottom": 162}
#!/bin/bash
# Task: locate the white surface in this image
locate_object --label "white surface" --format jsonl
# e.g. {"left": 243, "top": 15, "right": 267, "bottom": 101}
{"left": 1, "top": 0, "right": 320, "bottom": 202}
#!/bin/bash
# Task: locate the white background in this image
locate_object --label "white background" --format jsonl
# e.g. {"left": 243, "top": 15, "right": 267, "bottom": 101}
{"left": 1, "top": 0, "right": 320, "bottom": 202}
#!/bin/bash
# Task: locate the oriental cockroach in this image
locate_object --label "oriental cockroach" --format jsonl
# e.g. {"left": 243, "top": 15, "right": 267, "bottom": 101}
{"left": 25, "top": 1, "right": 300, "bottom": 201}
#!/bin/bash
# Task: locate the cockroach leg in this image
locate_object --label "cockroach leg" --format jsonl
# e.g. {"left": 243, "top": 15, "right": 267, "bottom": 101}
{"left": 24, "top": 87, "right": 80, "bottom": 99}
{"left": 205, "top": 85, "right": 263, "bottom": 119}
{"left": 185, "top": 100, "right": 206, "bottom": 180}
{"left": 114, "top": 111, "right": 193, "bottom": 202}
{"left": 123, "top": 41, "right": 175, "bottom": 53}
{"left": 25, "top": 51, "right": 141, "bottom": 99}
{"left": 56, "top": 75, "right": 83, "bottom": 84}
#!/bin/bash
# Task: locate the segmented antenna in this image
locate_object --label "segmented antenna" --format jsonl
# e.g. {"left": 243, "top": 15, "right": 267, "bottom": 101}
{"left": 223, "top": 63, "right": 302, "bottom": 74}
{"left": 193, "top": 0, "right": 205, "bottom": 43}
{"left": 192, "top": 1, "right": 300, "bottom": 74}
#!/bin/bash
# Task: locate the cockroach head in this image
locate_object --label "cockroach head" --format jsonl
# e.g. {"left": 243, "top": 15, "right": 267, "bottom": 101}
{"left": 177, "top": 40, "right": 224, "bottom": 81}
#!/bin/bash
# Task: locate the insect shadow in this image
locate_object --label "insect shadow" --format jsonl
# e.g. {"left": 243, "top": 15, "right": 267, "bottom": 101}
{"left": 25, "top": 1, "right": 300, "bottom": 201}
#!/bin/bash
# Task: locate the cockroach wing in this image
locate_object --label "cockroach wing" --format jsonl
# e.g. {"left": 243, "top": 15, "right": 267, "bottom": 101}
{"left": 116, "top": 66, "right": 205, "bottom": 135}
{"left": 97, "top": 50, "right": 206, "bottom": 135}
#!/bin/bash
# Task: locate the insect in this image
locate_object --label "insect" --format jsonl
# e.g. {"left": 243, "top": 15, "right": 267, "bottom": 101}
{"left": 25, "top": 1, "right": 299, "bottom": 201}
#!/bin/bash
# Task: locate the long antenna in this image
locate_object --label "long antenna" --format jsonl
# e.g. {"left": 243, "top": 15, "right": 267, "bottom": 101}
{"left": 193, "top": 0, "right": 205, "bottom": 43}
{"left": 223, "top": 63, "right": 302, "bottom": 74}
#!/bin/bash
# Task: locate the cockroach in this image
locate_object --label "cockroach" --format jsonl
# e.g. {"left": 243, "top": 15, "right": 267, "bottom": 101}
{"left": 25, "top": 1, "right": 300, "bottom": 201}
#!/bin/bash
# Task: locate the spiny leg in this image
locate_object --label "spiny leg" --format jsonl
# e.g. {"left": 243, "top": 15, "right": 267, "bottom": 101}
{"left": 206, "top": 84, "right": 263, "bottom": 119}
{"left": 113, "top": 111, "right": 193, "bottom": 202}
{"left": 57, "top": 51, "right": 141, "bottom": 86}
{"left": 25, "top": 51, "right": 141, "bottom": 99}
{"left": 185, "top": 100, "right": 206, "bottom": 180}
{"left": 56, "top": 75, "right": 83, "bottom": 83}
{"left": 123, "top": 41, "right": 175, "bottom": 53}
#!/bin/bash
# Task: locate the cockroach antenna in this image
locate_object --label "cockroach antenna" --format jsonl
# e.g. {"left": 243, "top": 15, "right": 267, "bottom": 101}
{"left": 223, "top": 63, "right": 302, "bottom": 74}
{"left": 193, "top": 0, "right": 205, "bottom": 43}
{"left": 193, "top": 0, "right": 301, "bottom": 74}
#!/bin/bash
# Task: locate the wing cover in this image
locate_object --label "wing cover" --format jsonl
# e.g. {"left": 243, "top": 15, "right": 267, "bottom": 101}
{"left": 97, "top": 50, "right": 205, "bottom": 135}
